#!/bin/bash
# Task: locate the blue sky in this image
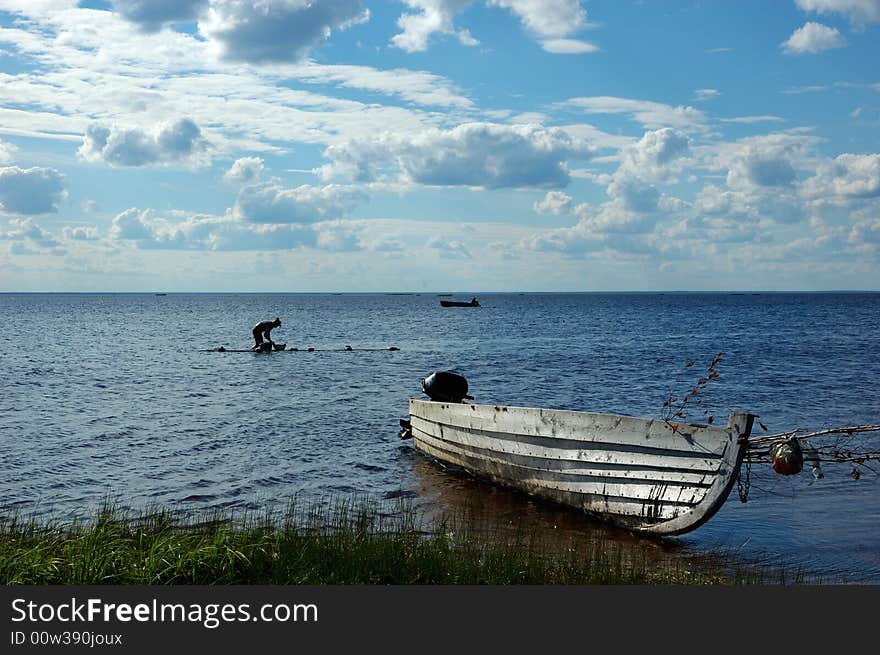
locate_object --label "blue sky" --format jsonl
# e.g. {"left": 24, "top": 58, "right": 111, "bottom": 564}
{"left": 0, "top": 0, "right": 878, "bottom": 291}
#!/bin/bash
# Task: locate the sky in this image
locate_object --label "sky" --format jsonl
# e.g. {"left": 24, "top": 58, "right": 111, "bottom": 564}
{"left": 0, "top": 0, "right": 879, "bottom": 292}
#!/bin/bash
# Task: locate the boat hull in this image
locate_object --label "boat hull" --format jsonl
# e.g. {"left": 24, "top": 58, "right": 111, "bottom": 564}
{"left": 408, "top": 399, "right": 753, "bottom": 535}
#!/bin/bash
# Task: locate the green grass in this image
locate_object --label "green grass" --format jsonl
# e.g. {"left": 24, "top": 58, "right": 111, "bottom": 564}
{"left": 0, "top": 499, "right": 787, "bottom": 585}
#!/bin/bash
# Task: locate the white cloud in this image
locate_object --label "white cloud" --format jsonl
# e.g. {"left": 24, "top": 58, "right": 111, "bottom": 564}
{"left": 560, "top": 96, "right": 706, "bottom": 130}
{"left": 1, "top": 217, "right": 62, "bottom": 249}
{"left": 706, "top": 132, "right": 820, "bottom": 191}
{"left": 111, "top": 207, "right": 156, "bottom": 240}
{"left": 802, "top": 153, "right": 880, "bottom": 198}
{"left": 720, "top": 115, "right": 785, "bottom": 124}
{"left": 534, "top": 191, "right": 573, "bottom": 215}
{"left": 618, "top": 128, "right": 691, "bottom": 181}
{"left": 0, "top": 166, "right": 67, "bottom": 214}
{"left": 109, "top": 207, "right": 319, "bottom": 250}
{"left": 223, "top": 157, "right": 265, "bottom": 185}
{"left": 322, "top": 122, "right": 595, "bottom": 188}
{"left": 427, "top": 235, "right": 472, "bottom": 258}
{"left": 539, "top": 38, "right": 598, "bottom": 54}
{"left": 795, "top": 0, "right": 880, "bottom": 26}
{"left": 0, "top": 7, "right": 470, "bottom": 156}
{"left": 783, "top": 85, "right": 830, "bottom": 94}
{"left": 112, "top": 0, "right": 208, "bottom": 33}
{"left": 391, "top": 0, "right": 476, "bottom": 53}
{"left": 391, "top": 1, "right": 592, "bottom": 53}
{"left": 78, "top": 119, "right": 208, "bottom": 167}
{"left": 489, "top": 1, "right": 596, "bottom": 54}
{"left": 200, "top": 0, "right": 369, "bottom": 63}
{"left": 315, "top": 220, "right": 365, "bottom": 251}
{"left": 290, "top": 62, "right": 475, "bottom": 109}
{"left": 487, "top": 0, "right": 587, "bottom": 38}
{"left": 0, "top": 138, "right": 16, "bottom": 164}
{"left": 730, "top": 153, "right": 797, "bottom": 188}
{"left": 782, "top": 22, "right": 845, "bottom": 54}
{"left": 62, "top": 225, "right": 100, "bottom": 241}
{"left": 233, "top": 182, "right": 367, "bottom": 223}
{"left": 694, "top": 89, "right": 720, "bottom": 101}
{"left": 848, "top": 218, "right": 880, "bottom": 247}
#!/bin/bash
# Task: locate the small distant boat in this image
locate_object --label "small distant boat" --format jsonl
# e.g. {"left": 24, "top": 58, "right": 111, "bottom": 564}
{"left": 402, "top": 372, "right": 754, "bottom": 536}
{"left": 440, "top": 297, "right": 480, "bottom": 307}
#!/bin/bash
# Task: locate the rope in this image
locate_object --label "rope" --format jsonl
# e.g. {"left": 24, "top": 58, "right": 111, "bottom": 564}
{"left": 736, "top": 455, "right": 751, "bottom": 503}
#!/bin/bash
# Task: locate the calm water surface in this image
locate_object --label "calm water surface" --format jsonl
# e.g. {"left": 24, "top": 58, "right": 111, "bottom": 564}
{"left": 1, "top": 292, "right": 878, "bottom": 582}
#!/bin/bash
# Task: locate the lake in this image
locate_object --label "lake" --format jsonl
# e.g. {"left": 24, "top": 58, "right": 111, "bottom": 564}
{"left": 1, "top": 292, "right": 878, "bottom": 582}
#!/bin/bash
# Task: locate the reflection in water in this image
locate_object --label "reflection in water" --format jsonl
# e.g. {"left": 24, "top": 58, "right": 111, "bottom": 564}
{"left": 401, "top": 450, "right": 826, "bottom": 581}
{"left": 404, "top": 449, "right": 693, "bottom": 563}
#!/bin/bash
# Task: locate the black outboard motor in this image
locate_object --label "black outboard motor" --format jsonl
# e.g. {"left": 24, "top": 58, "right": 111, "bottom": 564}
{"left": 421, "top": 370, "right": 471, "bottom": 403}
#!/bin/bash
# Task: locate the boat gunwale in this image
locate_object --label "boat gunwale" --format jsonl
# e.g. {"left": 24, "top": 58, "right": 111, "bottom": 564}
{"left": 409, "top": 398, "right": 743, "bottom": 437}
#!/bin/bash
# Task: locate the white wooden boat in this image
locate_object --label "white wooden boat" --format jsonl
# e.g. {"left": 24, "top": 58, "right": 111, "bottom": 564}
{"left": 408, "top": 399, "right": 754, "bottom": 535}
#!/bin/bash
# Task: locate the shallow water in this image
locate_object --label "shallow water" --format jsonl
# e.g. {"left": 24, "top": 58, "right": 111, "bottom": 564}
{"left": 1, "top": 292, "right": 878, "bottom": 582}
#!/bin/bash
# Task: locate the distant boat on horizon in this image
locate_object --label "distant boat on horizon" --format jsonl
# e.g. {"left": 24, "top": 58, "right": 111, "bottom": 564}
{"left": 440, "top": 297, "right": 480, "bottom": 308}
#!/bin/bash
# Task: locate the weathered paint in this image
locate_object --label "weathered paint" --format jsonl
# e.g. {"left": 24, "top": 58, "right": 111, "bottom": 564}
{"left": 409, "top": 399, "right": 754, "bottom": 535}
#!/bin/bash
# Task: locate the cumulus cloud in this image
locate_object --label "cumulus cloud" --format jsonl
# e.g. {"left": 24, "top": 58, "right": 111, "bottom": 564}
{"left": 112, "top": 0, "right": 208, "bottom": 32}
{"left": 391, "top": 0, "right": 477, "bottom": 52}
{"left": 795, "top": 0, "right": 880, "bottom": 26}
{"left": 1, "top": 217, "right": 62, "bottom": 249}
{"left": 223, "top": 157, "right": 264, "bottom": 185}
{"left": 782, "top": 22, "right": 845, "bottom": 54}
{"left": 0, "top": 139, "right": 16, "bottom": 164}
{"left": 534, "top": 191, "right": 573, "bottom": 215}
{"left": 391, "top": 1, "right": 593, "bottom": 53}
{"left": 427, "top": 235, "right": 472, "bottom": 258}
{"left": 488, "top": 0, "right": 593, "bottom": 52}
{"left": 322, "top": 122, "right": 594, "bottom": 189}
{"left": 78, "top": 119, "right": 208, "bottom": 167}
{"left": 520, "top": 227, "right": 603, "bottom": 255}
{"left": 488, "top": 0, "right": 587, "bottom": 37}
{"left": 617, "top": 128, "right": 691, "bottom": 181}
{"left": 802, "top": 153, "right": 880, "bottom": 198}
{"left": 491, "top": 0, "right": 596, "bottom": 53}
{"left": 724, "top": 145, "right": 800, "bottom": 190}
{"left": 584, "top": 128, "right": 690, "bottom": 222}
{"left": 62, "top": 225, "right": 101, "bottom": 241}
{"left": 709, "top": 133, "right": 818, "bottom": 191}
{"left": 315, "top": 220, "right": 364, "bottom": 251}
{"left": 848, "top": 218, "right": 880, "bottom": 247}
{"left": 110, "top": 207, "right": 318, "bottom": 250}
{"left": 0, "top": 167, "right": 67, "bottom": 214}
{"left": 111, "top": 207, "right": 156, "bottom": 241}
{"left": 604, "top": 179, "right": 662, "bottom": 214}
{"left": 233, "top": 182, "right": 367, "bottom": 223}
{"left": 200, "top": 0, "right": 369, "bottom": 63}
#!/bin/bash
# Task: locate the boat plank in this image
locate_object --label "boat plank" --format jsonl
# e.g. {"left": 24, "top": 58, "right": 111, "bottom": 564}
{"left": 411, "top": 429, "right": 716, "bottom": 484}
{"left": 415, "top": 438, "right": 688, "bottom": 522}
{"left": 412, "top": 400, "right": 728, "bottom": 456}
{"left": 410, "top": 416, "right": 724, "bottom": 472}
{"left": 415, "top": 431, "right": 712, "bottom": 505}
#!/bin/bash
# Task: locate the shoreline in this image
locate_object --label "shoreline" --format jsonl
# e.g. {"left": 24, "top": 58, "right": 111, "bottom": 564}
{"left": 0, "top": 500, "right": 809, "bottom": 585}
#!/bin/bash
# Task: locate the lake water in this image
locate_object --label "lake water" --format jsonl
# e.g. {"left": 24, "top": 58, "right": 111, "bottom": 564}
{"left": 1, "top": 292, "right": 878, "bottom": 582}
